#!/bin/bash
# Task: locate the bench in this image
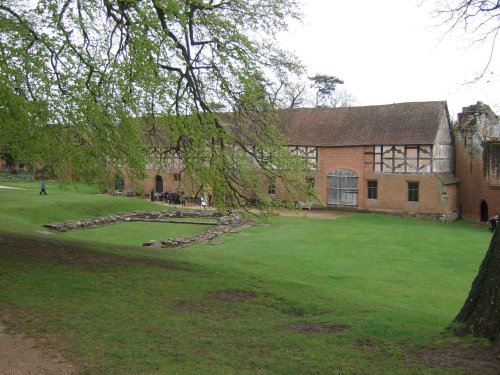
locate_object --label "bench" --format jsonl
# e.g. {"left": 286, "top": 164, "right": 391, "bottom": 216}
{"left": 296, "top": 201, "right": 313, "bottom": 210}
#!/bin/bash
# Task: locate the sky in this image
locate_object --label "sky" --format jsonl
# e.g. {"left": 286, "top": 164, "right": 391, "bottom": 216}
{"left": 278, "top": 0, "right": 500, "bottom": 118}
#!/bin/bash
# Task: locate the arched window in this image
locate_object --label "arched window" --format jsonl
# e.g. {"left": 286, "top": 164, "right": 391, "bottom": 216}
{"left": 155, "top": 175, "right": 164, "bottom": 193}
{"left": 327, "top": 169, "right": 358, "bottom": 206}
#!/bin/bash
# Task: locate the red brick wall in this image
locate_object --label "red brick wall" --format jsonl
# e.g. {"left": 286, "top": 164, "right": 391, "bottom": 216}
{"left": 315, "top": 146, "right": 458, "bottom": 217}
{"left": 316, "top": 146, "right": 367, "bottom": 205}
{"left": 363, "top": 172, "right": 456, "bottom": 215}
{"left": 444, "top": 183, "right": 459, "bottom": 213}
{"left": 123, "top": 169, "right": 198, "bottom": 197}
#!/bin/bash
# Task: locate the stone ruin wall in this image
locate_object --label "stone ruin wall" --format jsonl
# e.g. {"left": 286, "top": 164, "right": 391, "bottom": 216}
{"left": 44, "top": 211, "right": 251, "bottom": 248}
{"left": 455, "top": 102, "right": 500, "bottom": 220}
{"left": 456, "top": 102, "right": 500, "bottom": 181}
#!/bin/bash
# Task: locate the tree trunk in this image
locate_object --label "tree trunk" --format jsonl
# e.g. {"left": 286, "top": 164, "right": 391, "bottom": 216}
{"left": 452, "top": 227, "right": 500, "bottom": 341}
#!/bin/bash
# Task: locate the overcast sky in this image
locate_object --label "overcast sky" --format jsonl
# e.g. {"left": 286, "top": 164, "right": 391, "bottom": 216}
{"left": 278, "top": 0, "right": 500, "bottom": 118}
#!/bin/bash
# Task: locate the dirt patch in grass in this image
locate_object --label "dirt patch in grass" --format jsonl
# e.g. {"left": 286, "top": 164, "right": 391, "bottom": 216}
{"left": 0, "top": 315, "right": 76, "bottom": 375}
{"left": 173, "top": 300, "right": 199, "bottom": 313}
{"left": 278, "top": 209, "right": 351, "bottom": 220}
{"left": 353, "top": 338, "right": 378, "bottom": 350}
{"left": 212, "top": 289, "right": 257, "bottom": 302}
{"left": 172, "top": 300, "right": 213, "bottom": 314}
{"left": 0, "top": 232, "right": 189, "bottom": 271}
{"left": 173, "top": 290, "right": 256, "bottom": 314}
{"left": 403, "top": 344, "right": 500, "bottom": 374}
{"left": 288, "top": 322, "right": 351, "bottom": 334}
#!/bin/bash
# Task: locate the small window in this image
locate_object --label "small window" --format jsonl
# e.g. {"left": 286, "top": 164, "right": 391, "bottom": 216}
{"left": 408, "top": 182, "right": 419, "bottom": 202}
{"left": 173, "top": 173, "right": 181, "bottom": 182}
{"left": 268, "top": 183, "right": 276, "bottom": 195}
{"left": 306, "top": 177, "right": 315, "bottom": 188}
{"left": 367, "top": 180, "right": 377, "bottom": 199}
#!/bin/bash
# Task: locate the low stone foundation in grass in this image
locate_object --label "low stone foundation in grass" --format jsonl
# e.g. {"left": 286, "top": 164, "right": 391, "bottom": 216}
{"left": 44, "top": 211, "right": 251, "bottom": 248}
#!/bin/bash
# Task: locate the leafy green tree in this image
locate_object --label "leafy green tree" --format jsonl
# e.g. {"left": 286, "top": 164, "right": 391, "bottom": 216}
{"left": 0, "top": 0, "right": 310, "bottom": 211}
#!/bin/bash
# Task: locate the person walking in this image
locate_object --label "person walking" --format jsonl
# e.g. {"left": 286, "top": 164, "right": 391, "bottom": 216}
{"left": 39, "top": 181, "right": 47, "bottom": 195}
{"left": 200, "top": 196, "right": 207, "bottom": 210}
{"left": 489, "top": 215, "right": 499, "bottom": 232}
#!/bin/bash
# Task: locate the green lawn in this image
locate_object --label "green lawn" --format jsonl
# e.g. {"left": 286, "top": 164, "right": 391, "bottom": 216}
{"left": 0, "top": 182, "right": 494, "bottom": 374}
{"left": 0, "top": 181, "right": 182, "bottom": 232}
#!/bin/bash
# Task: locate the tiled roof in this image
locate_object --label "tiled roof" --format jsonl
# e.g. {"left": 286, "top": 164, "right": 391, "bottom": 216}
{"left": 434, "top": 172, "right": 460, "bottom": 185}
{"left": 275, "top": 101, "right": 449, "bottom": 147}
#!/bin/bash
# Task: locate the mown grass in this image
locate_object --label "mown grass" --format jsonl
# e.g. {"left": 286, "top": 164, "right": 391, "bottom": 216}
{"left": 61, "top": 222, "right": 211, "bottom": 247}
{"left": 0, "top": 181, "right": 494, "bottom": 374}
{"left": 0, "top": 181, "right": 181, "bottom": 233}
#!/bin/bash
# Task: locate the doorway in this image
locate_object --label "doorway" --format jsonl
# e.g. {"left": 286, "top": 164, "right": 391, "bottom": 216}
{"left": 327, "top": 169, "right": 358, "bottom": 206}
{"left": 480, "top": 200, "right": 488, "bottom": 222}
{"left": 155, "top": 175, "right": 164, "bottom": 193}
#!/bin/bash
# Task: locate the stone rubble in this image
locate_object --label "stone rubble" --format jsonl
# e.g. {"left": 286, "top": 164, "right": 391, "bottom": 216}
{"left": 44, "top": 211, "right": 251, "bottom": 248}
{"left": 144, "top": 213, "right": 250, "bottom": 248}
{"left": 43, "top": 211, "right": 221, "bottom": 232}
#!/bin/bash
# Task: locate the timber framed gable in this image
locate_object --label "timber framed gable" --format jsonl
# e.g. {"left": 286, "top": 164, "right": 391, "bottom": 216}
{"left": 289, "top": 145, "right": 318, "bottom": 170}
{"left": 364, "top": 145, "right": 433, "bottom": 173}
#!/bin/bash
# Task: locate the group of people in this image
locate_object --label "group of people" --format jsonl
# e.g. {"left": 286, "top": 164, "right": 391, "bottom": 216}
{"left": 148, "top": 189, "right": 216, "bottom": 210}
{"left": 150, "top": 189, "right": 186, "bottom": 206}
{"left": 490, "top": 214, "right": 499, "bottom": 232}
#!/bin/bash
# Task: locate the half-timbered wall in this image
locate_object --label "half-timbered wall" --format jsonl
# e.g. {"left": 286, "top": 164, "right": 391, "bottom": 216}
{"left": 362, "top": 112, "right": 453, "bottom": 175}
{"left": 367, "top": 145, "right": 433, "bottom": 173}
{"left": 289, "top": 145, "right": 318, "bottom": 170}
{"left": 146, "top": 148, "right": 183, "bottom": 171}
